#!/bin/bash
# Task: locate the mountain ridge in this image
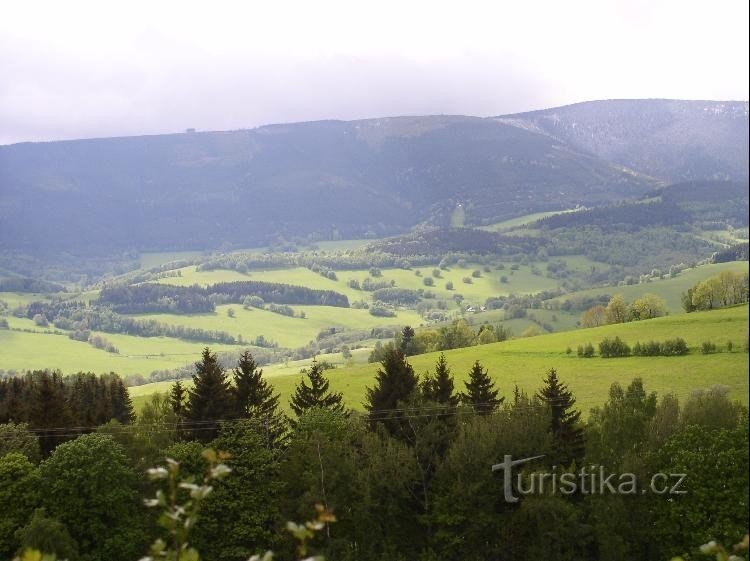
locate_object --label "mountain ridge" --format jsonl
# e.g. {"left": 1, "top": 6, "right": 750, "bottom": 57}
{"left": 0, "top": 99, "right": 746, "bottom": 256}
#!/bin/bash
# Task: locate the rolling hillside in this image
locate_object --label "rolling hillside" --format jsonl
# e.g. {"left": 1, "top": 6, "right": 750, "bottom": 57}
{"left": 130, "top": 305, "right": 749, "bottom": 415}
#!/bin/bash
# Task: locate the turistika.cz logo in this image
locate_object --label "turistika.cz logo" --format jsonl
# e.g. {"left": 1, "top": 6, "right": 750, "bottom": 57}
{"left": 491, "top": 455, "right": 687, "bottom": 503}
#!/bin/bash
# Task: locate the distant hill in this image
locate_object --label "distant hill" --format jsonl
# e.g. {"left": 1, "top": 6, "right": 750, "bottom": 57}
{"left": 1, "top": 99, "right": 747, "bottom": 257}
{"left": 496, "top": 99, "right": 749, "bottom": 183}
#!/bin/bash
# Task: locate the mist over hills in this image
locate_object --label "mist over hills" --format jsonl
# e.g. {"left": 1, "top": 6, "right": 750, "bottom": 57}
{"left": 0, "top": 99, "right": 747, "bottom": 256}
{"left": 496, "top": 99, "right": 749, "bottom": 182}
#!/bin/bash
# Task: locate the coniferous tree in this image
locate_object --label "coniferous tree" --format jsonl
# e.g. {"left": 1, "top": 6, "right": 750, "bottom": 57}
{"left": 399, "top": 325, "right": 416, "bottom": 355}
{"left": 232, "top": 351, "right": 287, "bottom": 444}
{"left": 185, "top": 348, "right": 233, "bottom": 441}
{"left": 168, "top": 380, "right": 187, "bottom": 440}
{"left": 365, "top": 348, "right": 418, "bottom": 436}
{"left": 169, "top": 380, "right": 187, "bottom": 416}
{"left": 289, "top": 361, "right": 344, "bottom": 418}
{"left": 536, "top": 368, "right": 585, "bottom": 466}
{"left": 28, "top": 371, "right": 73, "bottom": 455}
{"left": 108, "top": 374, "right": 135, "bottom": 424}
{"left": 460, "top": 360, "right": 503, "bottom": 414}
{"left": 421, "top": 353, "right": 459, "bottom": 407}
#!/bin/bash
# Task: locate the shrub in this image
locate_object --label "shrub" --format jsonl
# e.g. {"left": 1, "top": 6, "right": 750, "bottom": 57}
{"left": 243, "top": 295, "right": 265, "bottom": 309}
{"left": 462, "top": 277, "right": 472, "bottom": 284}
{"left": 599, "top": 336, "right": 631, "bottom": 358}
{"left": 369, "top": 305, "right": 396, "bottom": 318}
{"left": 472, "top": 269, "right": 482, "bottom": 278}
{"left": 701, "top": 341, "right": 717, "bottom": 355}
{"left": 445, "top": 281, "right": 454, "bottom": 290}
{"left": 267, "top": 303, "right": 295, "bottom": 317}
{"left": 661, "top": 338, "right": 688, "bottom": 356}
{"left": 423, "top": 277, "right": 434, "bottom": 287}
{"left": 578, "top": 342, "right": 595, "bottom": 358}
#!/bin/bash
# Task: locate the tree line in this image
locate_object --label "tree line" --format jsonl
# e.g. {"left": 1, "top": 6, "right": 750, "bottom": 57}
{"left": 0, "top": 371, "right": 133, "bottom": 455}
{"left": 681, "top": 270, "right": 749, "bottom": 312}
{"left": 1, "top": 346, "right": 747, "bottom": 561}
{"left": 98, "top": 280, "right": 349, "bottom": 314}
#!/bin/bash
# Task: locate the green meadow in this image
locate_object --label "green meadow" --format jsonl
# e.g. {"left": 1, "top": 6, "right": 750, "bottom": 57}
{"left": 554, "top": 261, "right": 749, "bottom": 313}
{"left": 135, "top": 303, "right": 423, "bottom": 349}
{"left": 131, "top": 305, "right": 749, "bottom": 416}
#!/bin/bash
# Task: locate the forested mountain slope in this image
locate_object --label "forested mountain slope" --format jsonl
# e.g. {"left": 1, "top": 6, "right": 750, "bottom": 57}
{"left": 0, "top": 115, "right": 653, "bottom": 254}
{"left": 496, "top": 99, "right": 749, "bottom": 183}
{"left": 1, "top": 99, "right": 746, "bottom": 257}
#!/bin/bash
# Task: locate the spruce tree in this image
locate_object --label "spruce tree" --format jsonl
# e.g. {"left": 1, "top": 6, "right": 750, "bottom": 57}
{"left": 365, "top": 348, "right": 418, "bottom": 435}
{"left": 108, "top": 374, "right": 135, "bottom": 424}
{"left": 421, "top": 353, "right": 459, "bottom": 407}
{"left": 460, "top": 360, "right": 503, "bottom": 414}
{"left": 185, "top": 348, "right": 233, "bottom": 441}
{"left": 289, "top": 361, "right": 344, "bottom": 417}
{"left": 399, "top": 325, "right": 416, "bottom": 355}
{"left": 169, "top": 380, "right": 187, "bottom": 417}
{"left": 169, "top": 380, "right": 187, "bottom": 440}
{"left": 28, "top": 370, "right": 72, "bottom": 455}
{"left": 536, "top": 368, "right": 585, "bottom": 466}
{"left": 232, "top": 351, "right": 287, "bottom": 444}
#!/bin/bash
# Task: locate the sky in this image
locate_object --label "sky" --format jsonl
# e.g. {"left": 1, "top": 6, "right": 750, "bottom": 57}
{"left": 1, "top": 0, "right": 748, "bottom": 145}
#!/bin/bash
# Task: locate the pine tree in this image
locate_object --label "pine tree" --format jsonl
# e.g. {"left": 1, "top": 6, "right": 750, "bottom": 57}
{"left": 232, "top": 351, "right": 287, "bottom": 444}
{"left": 460, "top": 360, "right": 503, "bottom": 414}
{"left": 169, "top": 380, "right": 187, "bottom": 417}
{"left": 421, "top": 353, "right": 459, "bottom": 407}
{"left": 289, "top": 361, "right": 344, "bottom": 417}
{"left": 399, "top": 325, "right": 416, "bottom": 355}
{"left": 28, "top": 370, "right": 73, "bottom": 455}
{"left": 108, "top": 374, "right": 135, "bottom": 424}
{"left": 536, "top": 368, "right": 585, "bottom": 466}
{"left": 185, "top": 348, "right": 233, "bottom": 441}
{"left": 365, "top": 348, "right": 418, "bottom": 435}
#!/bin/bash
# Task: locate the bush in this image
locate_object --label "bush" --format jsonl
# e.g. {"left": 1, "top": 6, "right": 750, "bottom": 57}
{"left": 32, "top": 314, "right": 48, "bottom": 327}
{"left": 369, "top": 305, "right": 396, "bottom": 318}
{"left": 462, "top": 277, "right": 472, "bottom": 284}
{"left": 701, "top": 341, "right": 717, "bottom": 355}
{"left": 243, "top": 295, "right": 265, "bottom": 309}
{"left": 267, "top": 303, "right": 295, "bottom": 317}
{"left": 423, "top": 277, "right": 434, "bottom": 287}
{"left": 661, "top": 338, "right": 688, "bottom": 356}
{"left": 599, "top": 336, "right": 631, "bottom": 358}
{"left": 472, "top": 269, "right": 482, "bottom": 278}
{"left": 633, "top": 338, "right": 689, "bottom": 356}
{"left": 445, "top": 281, "right": 454, "bottom": 290}
{"left": 577, "top": 342, "right": 595, "bottom": 358}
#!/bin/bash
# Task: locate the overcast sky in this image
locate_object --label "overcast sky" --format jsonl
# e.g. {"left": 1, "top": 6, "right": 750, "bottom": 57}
{"left": 1, "top": 0, "right": 748, "bottom": 145}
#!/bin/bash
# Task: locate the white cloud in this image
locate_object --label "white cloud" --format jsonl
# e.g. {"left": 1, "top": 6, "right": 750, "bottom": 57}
{"left": 1, "top": 0, "right": 747, "bottom": 144}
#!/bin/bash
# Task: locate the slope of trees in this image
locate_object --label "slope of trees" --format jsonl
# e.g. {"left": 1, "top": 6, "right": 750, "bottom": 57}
{"left": 1, "top": 349, "right": 748, "bottom": 561}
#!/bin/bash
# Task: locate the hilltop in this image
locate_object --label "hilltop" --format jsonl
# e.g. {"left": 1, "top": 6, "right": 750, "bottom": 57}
{"left": 497, "top": 99, "right": 749, "bottom": 183}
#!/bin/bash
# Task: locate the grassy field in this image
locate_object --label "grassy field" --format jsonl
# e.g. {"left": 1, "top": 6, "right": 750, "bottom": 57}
{"left": 480, "top": 209, "right": 577, "bottom": 231}
{"left": 157, "top": 262, "right": 568, "bottom": 304}
{"left": 0, "top": 316, "right": 238, "bottom": 375}
{"left": 135, "top": 304, "right": 424, "bottom": 349}
{"left": 130, "top": 305, "right": 749, "bottom": 416}
{"left": 553, "top": 261, "right": 749, "bottom": 313}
